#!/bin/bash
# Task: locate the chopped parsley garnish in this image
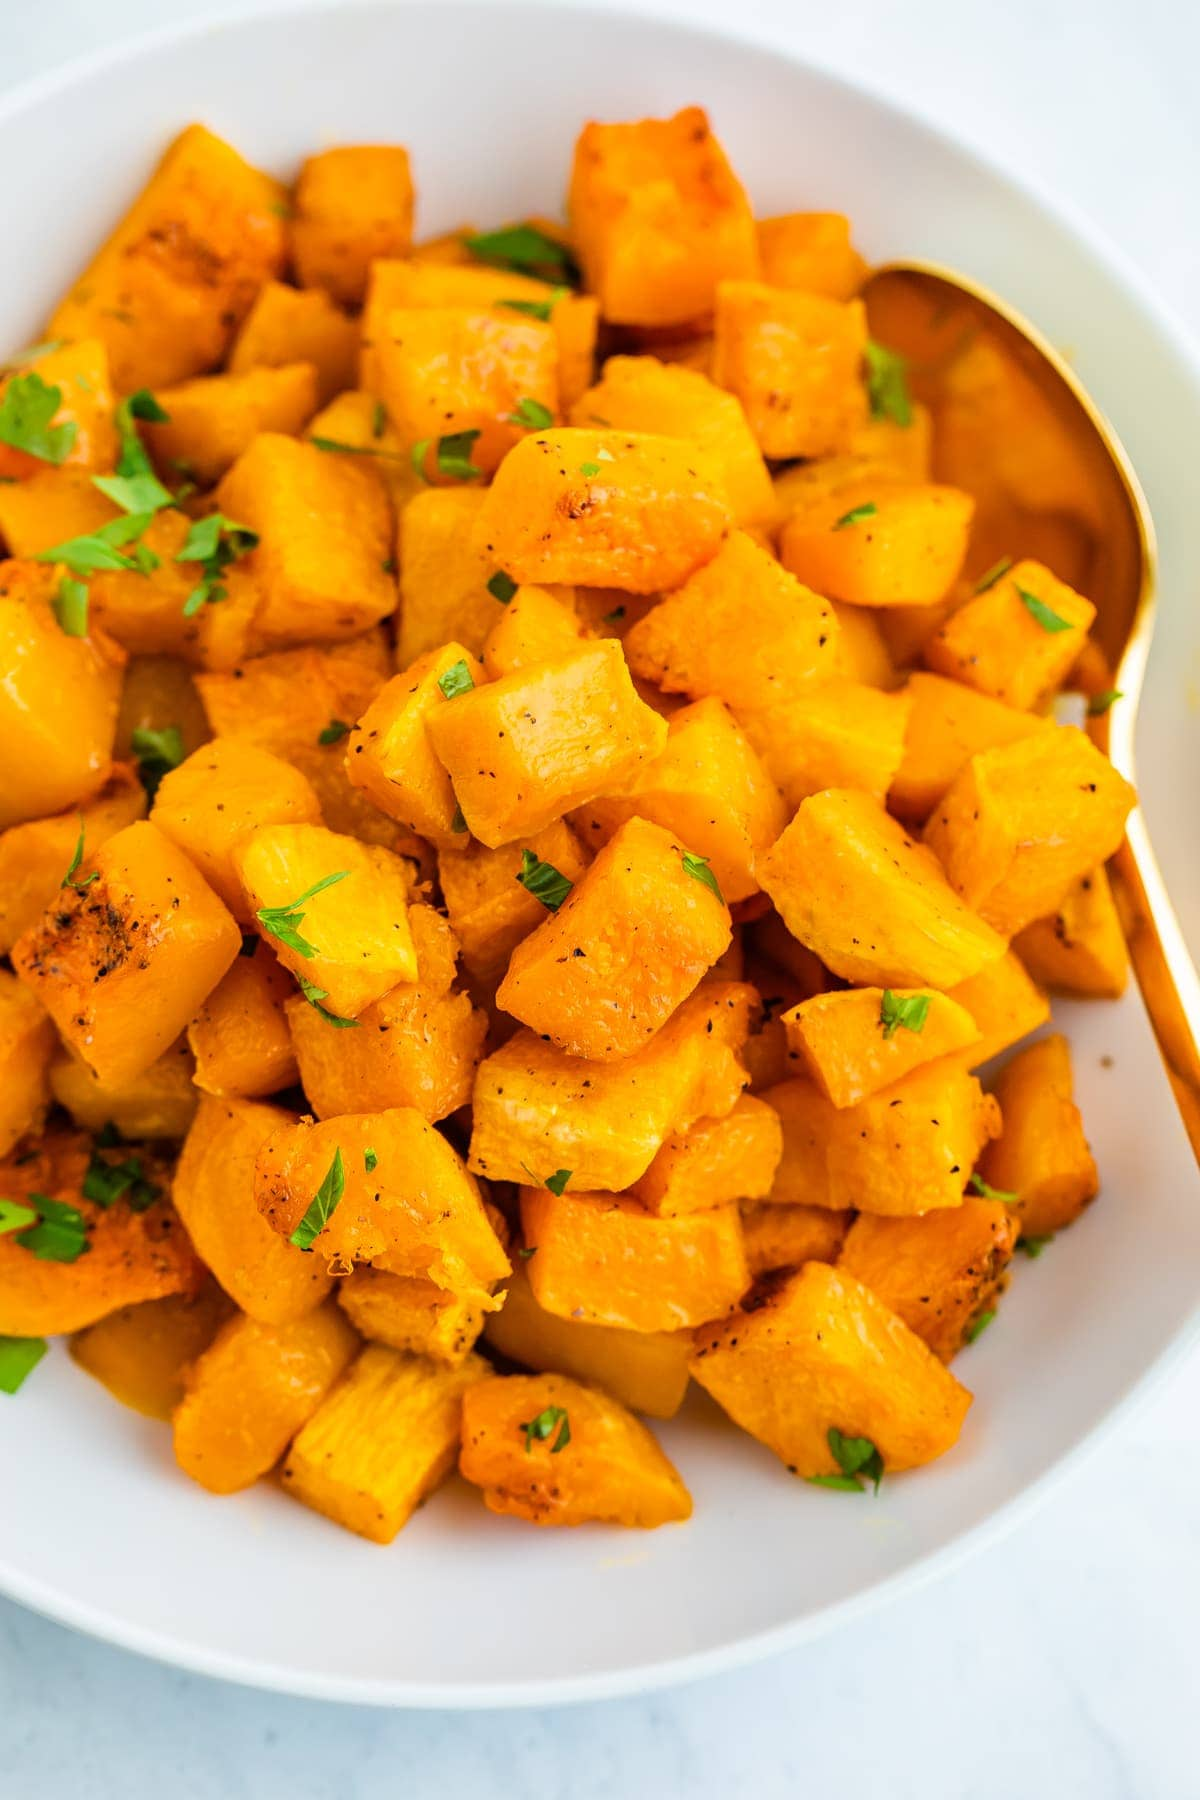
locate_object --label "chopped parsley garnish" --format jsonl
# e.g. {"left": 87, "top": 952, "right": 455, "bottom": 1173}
{"left": 288, "top": 1148, "right": 345, "bottom": 1252}
{"left": 968, "top": 1171, "right": 1018, "bottom": 1202}
{"left": 1088, "top": 688, "right": 1123, "bottom": 716}
{"left": 309, "top": 435, "right": 409, "bottom": 462}
{"left": 833, "top": 502, "right": 877, "bottom": 531}
{"left": 62, "top": 817, "right": 99, "bottom": 893}
{"left": 297, "top": 976, "right": 360, "bottom": 1028}
{"left": 578, "top": 461, "right": 602, "bottom": 477}
{"left": 1020, "top": 1233, "right": 1054, "bottom": 1258}
{"left": 0, "top": 1334, "right": 47, "bottom": 1394}
{"left": 130, "top": 724, "right": 184, "bottom": 802}
{"left": 517, "top": 850, "right": 572, "bottom": 911}
{"left": 681, "top": 851, "right": 723, "bottom": 903}
{"left": 973, "top": 556, "right": 1013, "bottom": 593}
{"left": 487, "top": 569, "right": 517, "bottom": 604}
{"left": 508, "top": 396, "right": 553, "bottom": 431}
{"left": 411, "top": 429, "right": 481, "bottom": 483}
{"left": 317, "top": 718, "right": 351, "bottom": 745}
{"left": 52, "top": 576, "right": 89, "bottom": 637}
{"left": 520, "top": 1164, "right": 571, "bottom": 1197}
{"left": 464, "top": 224, "right": 579, "bottom": 284}
{"left": 371, "top": 400, "right": 387, "bottom": 439}
{"left": 256, "top": 869, "right": 350, "bottom": 958}
{"left": 517, "top": 1245, "right": 537, "bottom": 1260}
{"left": 0, "top": 370, "right": 77, "bottom": 464}
{"left": 806, "top": 1426, "right": 884, "bottom": 1493}
{"left": 364, "top": 1149, "right": 377, "bottom": 1175}
{"left": 11, "top": 1194, "right": 90, "bottom": 1263}
{"left": 1018, "top": 586, "right": 1072, "bottom": 633}
{"left": 879, "top": 989, "right": 930, "bottom": 1040}
{"left": 176, "top": 513, "right": 258, "bottom": 617}
{"left": 520, "top": 1404, "right": 571, "bottom": 1454}
{"left": 92, "top": 391, "right": 174, "bottom": 516}
{"left": 437, "top": 659, "right": 475, "bottom": 700}
{"left": 864, "top": 340, "right": 912, "bottom": 427}
{"left": 0, "top": 1199, "right": 38, "bottom": 1235}
{"left": 36, "top": 510, "right": 160, "bottom": 576}
{"left": 450, "top": 804, "right": 468, "bottom": 835}
{"left": 496, "top": 286, "right": 569, "bottom": 322}
{"left": 964, "top": 1308, "right": 995, "bottom": 1344}
{"left": 82, "top": 1147, "right": 159, "bottom": 1211}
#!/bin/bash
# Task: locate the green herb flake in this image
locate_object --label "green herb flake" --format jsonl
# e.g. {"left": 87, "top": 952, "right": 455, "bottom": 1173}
{"left": 364, "top": 1149, "right": 378, "bottom": 1175}
{"left": 450, "top": 804, "right": 468, "bottom": 835}
{"left": 517, "top": 1245, "right": 537, "bottom": 1260}
{"left": 1020, "top": 1233, "right": 1055, "bottom": 1258}
{"left": 310, "top": 435, "right": 408, "bottom": 463}
{"left": 578, "top": 461, "right": 601, "bottom": 477}
{"left": 487, "top": 569, "right": 517, "bottom": 604}
{"left": 496, "top": 285, "right": 569, "bottom": 322}
{"left": 82, "top": 1148, "right": 159, "bottom": 1212}
{"left": 15, "top": 1194, "right": 90, "bottom": 1263}
{"left": 681, "top": 851, "right": 724, "bottom": 903}
{"left": 256, "top": 869, "right": 350, "bottom": 959}
{"left": 864, "top": 340, "right": 912, "bottom": 428}
{"left": 520, "top": 1403, "right": 571, "bottom": 1454}
{"left": 0, "top": 370, "right": 77, "bottom": 465}
{"left": 0, "top": 1199, "right": 38, "bottom": 1235}
{"left": 62, "top": 817, "right": 100, "bottom": 893}
{"left": 437, "top": 659, "right": 475, "bottom": 700}
{"left": 297, "top": 976, "right": 360, "bottom": 1029}
{"left": 371, "top": 400, "right": 387, "bottom": 440}
{"left": 51, "top": 576, "right": 89, "bottom": 638}
{"left": 92, "top": 392, "right": 174, "bottom": 515}
{"left": 318, "top": 718, "right": 351, "bottom": 746}
{"left": 130, "top": 724, "right": 184, "bottom": 802}
{"left": 973, "top": 555, "right": 1013, "bottom": 593}
{"left": 833, "top": 502, "right": 877, "bottom": 531}
{"left": 1088, "top": 688, "right": 1123, "bottom": 716}
{"left": 517, "top": 850, "right": 572, "bottom": 911}
{"left": 879, "top": 989, "right": 930, "bottom": 1040}
{"left": 806, "top": 1426, "right": 884, "bottom": 1493}
{"left": 464, "top": 225, "right": 579, "bottom": 284}
{"left": 289, "top": 1147, "right": 346, "bottom": 1252}
{"left": 36, "top": 510, "right": 159, "bottom": 576}
{"left": 964, "top": 1308, "right": 996, "bottom": 1344}
{"left": 968, "top": 1171, "right": 1018, "bottom": 1202}
{"left": 0, "top": 1335, "right": 47, "bottom": 1395}
{"left": 508, "top": 396, "right": 554, "bottom": 431}
{"left": 176, "top": 513, "right": 259, "bottom": 618}
{"left": 1018, "top": 586, "right": 1073, "bottom": 633}
{"left": 545, "top": 1169, "right": 571, "bottom": 1198}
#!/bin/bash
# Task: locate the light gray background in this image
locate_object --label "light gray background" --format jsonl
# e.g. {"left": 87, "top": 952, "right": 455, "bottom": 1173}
{"left": 2, "top": 1, "right": 1198, "bottom": 1794}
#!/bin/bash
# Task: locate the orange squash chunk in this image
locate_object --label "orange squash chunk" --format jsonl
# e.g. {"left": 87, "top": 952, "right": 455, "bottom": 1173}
{"left": 338, "top": 1266, "right": 488, "bottom": 1366}
{"left": 70, "top": 1282, "right": 233, "bottom": 1420}
{"left": 747, "top": 679, "right": 912, "bottom": 811}
{"left": 173, "top": 1095, "right": 332, "bottom": 1323}
{"left": 712, "top": 282, "right": 868, "bottom": 458}
{"left": 762, "top": 1065, "right": 1001, "bottom": 1216}
{"left": 925, "top": 559, "right": 1095, "bottom": 710}
{"left": 740, "top": 1202, "right": 852, "bottom": 1277}
{"left": 13, "top": 821, "right": 241, "bottom": 1085}
{"left": 946, "top": 950, "right": 1050, "bottom": 1068}
{"left": 1012, "top": 866, "right": 1129, "bottom": 999}
{"left": 426, "top": 641, "right": 666, "bottom": 847}
{"left": 831, "top": 602, "right": 899, "bottom": 688}
{"left": 0, "top": 766, "right": 145, "bottom": 956}
{"left": 188, "top": 947, "right": 299, "bottom": 1099}
{"left": 756, "top": 212, "right": 867, "bottom": 299}
{"left": 690, "top": 1262, "right": 972, "bottom": 1476}
{"left": 142, "top": 363, "right": 319, "bottom": 487}
{"left": 782, "top": 987, "right": 981, "bottom": 1109}
{"left": 497, "top": 816, "right": 731, "bottom": 1060}
{"left": 460, "top": 1372, "right": 693, "bottom": 1526}
{"left": 630, "top": 1094, "right": 783, "bottom": 1216}
{"left": 345, "top": 643, "right": 486, "bottom": 848}
{"left": 49, "top": 1035, "right": 197, "bottom": 1141}
{"left": 760, "top": 788, "right": 1004, "bottom": 989}
{"left": 292, "top": 145, "right": 414, "bottom": 306}
{"left": 0, "top": 973, "right": 55, "bottom": 1157}
{"left": 779, "top": 481, "right": 974, "bottom": 607}
{"left": 840, "top": 1200, "right": 1017, "bottom": 1362}
{"left": 979, "top": 1034, "right": 1098, "bottom": 1240}
{"left": 470, "top": 427, "right": 731, "bottom": 593}
{"left": 0, "top": 339, "right": 118, "bottom": 481}
{"left": 520, "top": 1186, "right": 748, "bottom": 1331}
{"left": 397, "top": 487, "right": 500, "bottom": 663}
{"left": 568, "top": 106, "right": 758, "bottom": 328}
{"left": 482, "top": 583, "right": 583, "bottom": 679}
{"left": 889, "top": 671, "right": 1049, "bottom": 823}
{"left": 924, "top": 727, "right": 1136, "bottom": 937}
{"left": 173, "top": 1300, "right": 359, "bottom": 1495}
{"left": 438, "top": 819, "right": 590, "bottom": 980}
{"left": 227, "top": 280, "right": 358, "bottom": 405}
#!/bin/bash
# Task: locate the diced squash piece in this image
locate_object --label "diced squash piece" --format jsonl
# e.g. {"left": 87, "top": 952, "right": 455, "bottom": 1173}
{"left": 762, "top": 1065, "right": 1001, "bottom": 1215}
{"left": 0, "top": 466, "right": 119, "bottom": 558}
{"left": 924, "top": 727, "right": 1136, "bottom": 937}
{"left": 747, "top": 679, "right": 911, "bottom": 811}
{"left": 438, "top": 820, "right": 590, "bottom": 979}
{"left": 283, "top": 1344, "right": 484, "bottom": 1542}
{"left": 426, "top": 640, "right": 666, "bottom": 846}
{"left": 235, "top": 822, "right": 416, "bottom": 1018}
{"left": 889, "top": 671, "right": 1049, "bottom": 823}
{"left": 569, "top": 697, "right": 786, "bottom": 904}
{"left": 460, "top": 1372, "right": 692, "bottom": 1526}
{"left": 840, "top": 1200, "right": 1017, "bottom": 1362}
{"left": 216, "top": 433, "right": 394, "bottom": 648}
{"left": 568, "top": 106, "right": 758, "bottom": 328}
{"left": 13, "top": 820, "right": 241, "bottom": 1084}
{"left": 831, "top": 602, "right": 898, "bottom": 689}
{"left": 757, "top": 212, "right": 866, "bottom": 299}
{"left": 304, "top": 389, "right": 421, "bottom": 511}
{"left": 0, "top": 766, "right": 145, "bottom": 956}
{"left": 570, "top": 354, "right": 774, "bottom": 528}
{"left": 979, "top": 1034, "right": 1099, "bottom": 1238}
{"left": 760, "top": 788, "right": 1005, "bottom": 988}
{"left": 780, "top": 480, "right": 974, "bottom": 607}
{"left": 925, "top": 559, "right": 1095, "bottom": 709}
{"left": 338, "top": 1266, "right": 486, "bottom": 1366}
{"left": 115, "top": 655, "right": 211, "bottom": 759}
{"left": 482, "top": 584, "right": 583, "bottom": 678}
{"left": 484, "top": 1263, "right": 690, "bottom": 1419}
{"left": 47, "top": 124, "right": 286, "bottom": 391}
{"left": 173, "top": 1095, "right": 332, "bottom": 1322}
{"left": 50, "top": 1034, "right": 197, "bottom": 1139}
{"left": 142, "top": 363, "right": 319, "bottom": 487}
{"left": 173, "top": 1300, "right": 359, "bottom": 1494}
{"left": 345, "top": 643, "right": 486, "bottom": 848}
{"left": 187, "top": 947, "right": 299, "bottom": 1098}
{"left": 629, "top": 1093, "right": 783, "bottom": 1215}
{"left": 848, "top": 406, "right": 935, "bottom": 481}
{"left": 255, "top": 1108, "right": 510, "bottom": 1294}
{"left": 740, "top": 1202, "right": 851, "bottom": 1276}
{"left": 0, "top": 973, "right": 55, "bottom": 1156}
{"left": 470, "top": 980, "right": 756, "bottom": 1190}
{"left": 0, "top": 339, "right": 118, "bottom": 481}
{"left": 227, "top": 281, "right": 358, "bottom": 405}
{"left": 690, "top": 1262, "right": 972, "bottom": 1475}
{"left": 397, "top": 486, "right": 499, "bottom": 664}
{"left": 151, "top": 738, "right": 322, "bottom": 920}
{"left": 497, "top": 816, "right": 731, "bottom": 1060}
{"left": 70, "top": 1282, "right": 233, "bottom": 1420}
{"left": 1013, "top": 866, "right": 1129, "bottom": 998}
{"left": 946, "top": 950, "right": 1051, "bottom": 1068}
{"left": 783, "top": 987, "right": 981, "bottom": 1109}
{"left": 0, "top": 562, "right": 124, "bottom": 829}
{"left": 713, "top": 282, "right": 867, "bottom": 458}
{"left": 470, "top": 427, "right": 731, "bottom": 593}
{"left": 292, "top": 146, "right": 414, "bottom": 306}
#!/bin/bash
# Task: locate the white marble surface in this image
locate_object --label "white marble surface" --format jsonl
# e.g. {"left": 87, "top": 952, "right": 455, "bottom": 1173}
{"left": 1, "top": 0, "right": 1198, "bottom": 1793}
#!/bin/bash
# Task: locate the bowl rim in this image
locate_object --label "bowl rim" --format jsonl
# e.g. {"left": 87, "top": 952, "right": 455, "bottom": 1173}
{"left": 3, "top": 0, "right": 1200, "bottom": 1711}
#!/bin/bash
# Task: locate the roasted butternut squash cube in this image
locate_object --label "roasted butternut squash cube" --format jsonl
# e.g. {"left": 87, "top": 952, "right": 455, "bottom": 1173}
{"left": 630, "top": 1093, "right": 783, "bottom": 1215}
{"left": 469, "top": 427, "right": 731, "bottom": 593}
{"left": 830, "top": 602, "right": 898, "bottom": 689}
{"left": 470, "top": 980, "right": 756, "bottom": 1191}
{"left": 924, "top": 727, "right": 1136, "bottom": 937}
{"left": 49, "top": 1034, "right": 197, "bottom": 1139}
{"left": 173, "top": 1300, "right": 359, "bottom": 1494}
{"left": 227, "top": 280, "right": 358, "bottom": 405}
{"left": 1013, "top": 866, "right": 1129, "bottom": 998}
{"left": 0, "top": 562, "right": 124, "bottom": 829}
{"left": 568, "top": 106, "right": 758, "bottom": 328}
{"left": 283, "top": 1344, "right": 485, "bottom": 1542}
{"left": 747, "top": 679, "right": 912, "bottom": 811}
{"left": 760, "top": 788, "right": 1005, "bottom": 988}
{"left": 889, "top": 671, "right": 1049, "bottom": 823}
{"left": 344, "top": 643, "right": 486, "bottom": 847}
{"left": 484, "top": 1262, "right": 691, "bottom": 1419}
{"left": 847, "top": 405, "right": 935, "bottom": 481}
{"left": 425, "top": 640, "right": 666, "bottom": 846}
{"left": 216, "top": 433, "right": 394, "bottom": 648}
{"left": 569, "top": 697, "right": 786, "bottom": 904}
{"left": 979, "top": 1034, "right": 1099, "bottom": 1238}
{"left": 0, "top": 466, "right": 116, "bottom": 559}
{"left": 255, "top": 1108, "right": 510, "bottom": 1294}
{"left": 0, "top": 339, "right": 118, "bottom": 481}
{"left": 782, "top": 987, "right": 981, "bottom": 1109}
{"left": 338, "top": 1265, "right": 487, "bottom": 1365}
{"left": 460, "top": 1372, "right": 692, "bottom": 1526}
{"left": 946, "top": 950, "right": 1050, "bottom": 1068}
{"left": 304, "top": 388, "right": 421, "bottom": 511}
{"left": 712, "top": 282, "right": 868, "bottom": 458}
{"left": 0, "top": 766, "right": 145, "bottom": 956}
{"left": 925, "top": 559, "right": 1095, "bottom": 710}
{"left": 70, "top": 1282, "right": 233, "bottom": 1420}
{"left": 292, "top": 145, "right": 415, "bottom": 306}
{"left": 47, "top": 124, "right": 286, "bottom": 391}
{"left": 756, "top": 212, "right": 867, "bottom": 299}
{"left": 142, "top": 363, "right": 319, "bottom": 487}
{"left": 762, "top": 1065, "right": 1001, "bottom": 1215}
{"left": 570, "top": 354, "right": 774, "bottom": 528}
{"left": 839, "top": 1200, "right": 1017, "bottom": 1362}
{"left": 115, "top": 656, "right": 210, "bottom": 761}
{"left": 0, "top": 973, "right": 55, "bottom": 1157}
{"left": 482, "top": 584, "right": 583, "bottom": 678}
{"left": 496, "top": 816, "right": 731, "bottom": 1060}
{"left": 187, "top": 947, "right": 300, "bottom": 1098}
{"left": 235, "top": 822, "right": 416, "bottom": 1019}
{"left": 437, "top": 820, "right": 590, "bottom": 980}
{"left": 397, "top": 486, "right": 500, "bottom": 663}
{"left": 740, "top": 1202, "right": 851, "bottom": 1277}
{"left": 13, "top": 820, "right": 240, "bottom": 1084}
{"left": 690, "top": 1262, "right": 972, "bottom": 1476}
{"left": 151, "top": 739, "right": 323, "bottom": 920}
{"left": 779, "top": 480, "right": 974, "bottom": 609}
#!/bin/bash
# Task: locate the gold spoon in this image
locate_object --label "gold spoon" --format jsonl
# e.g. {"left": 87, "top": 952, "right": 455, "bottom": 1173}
{"left": 863, "top": 263, "right": 1200, "bottom": 1158}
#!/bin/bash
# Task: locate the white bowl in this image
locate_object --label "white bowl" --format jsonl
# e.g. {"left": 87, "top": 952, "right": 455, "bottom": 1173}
{"left": 3, "top": 0, "right": 1200, "bottom": 1710}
